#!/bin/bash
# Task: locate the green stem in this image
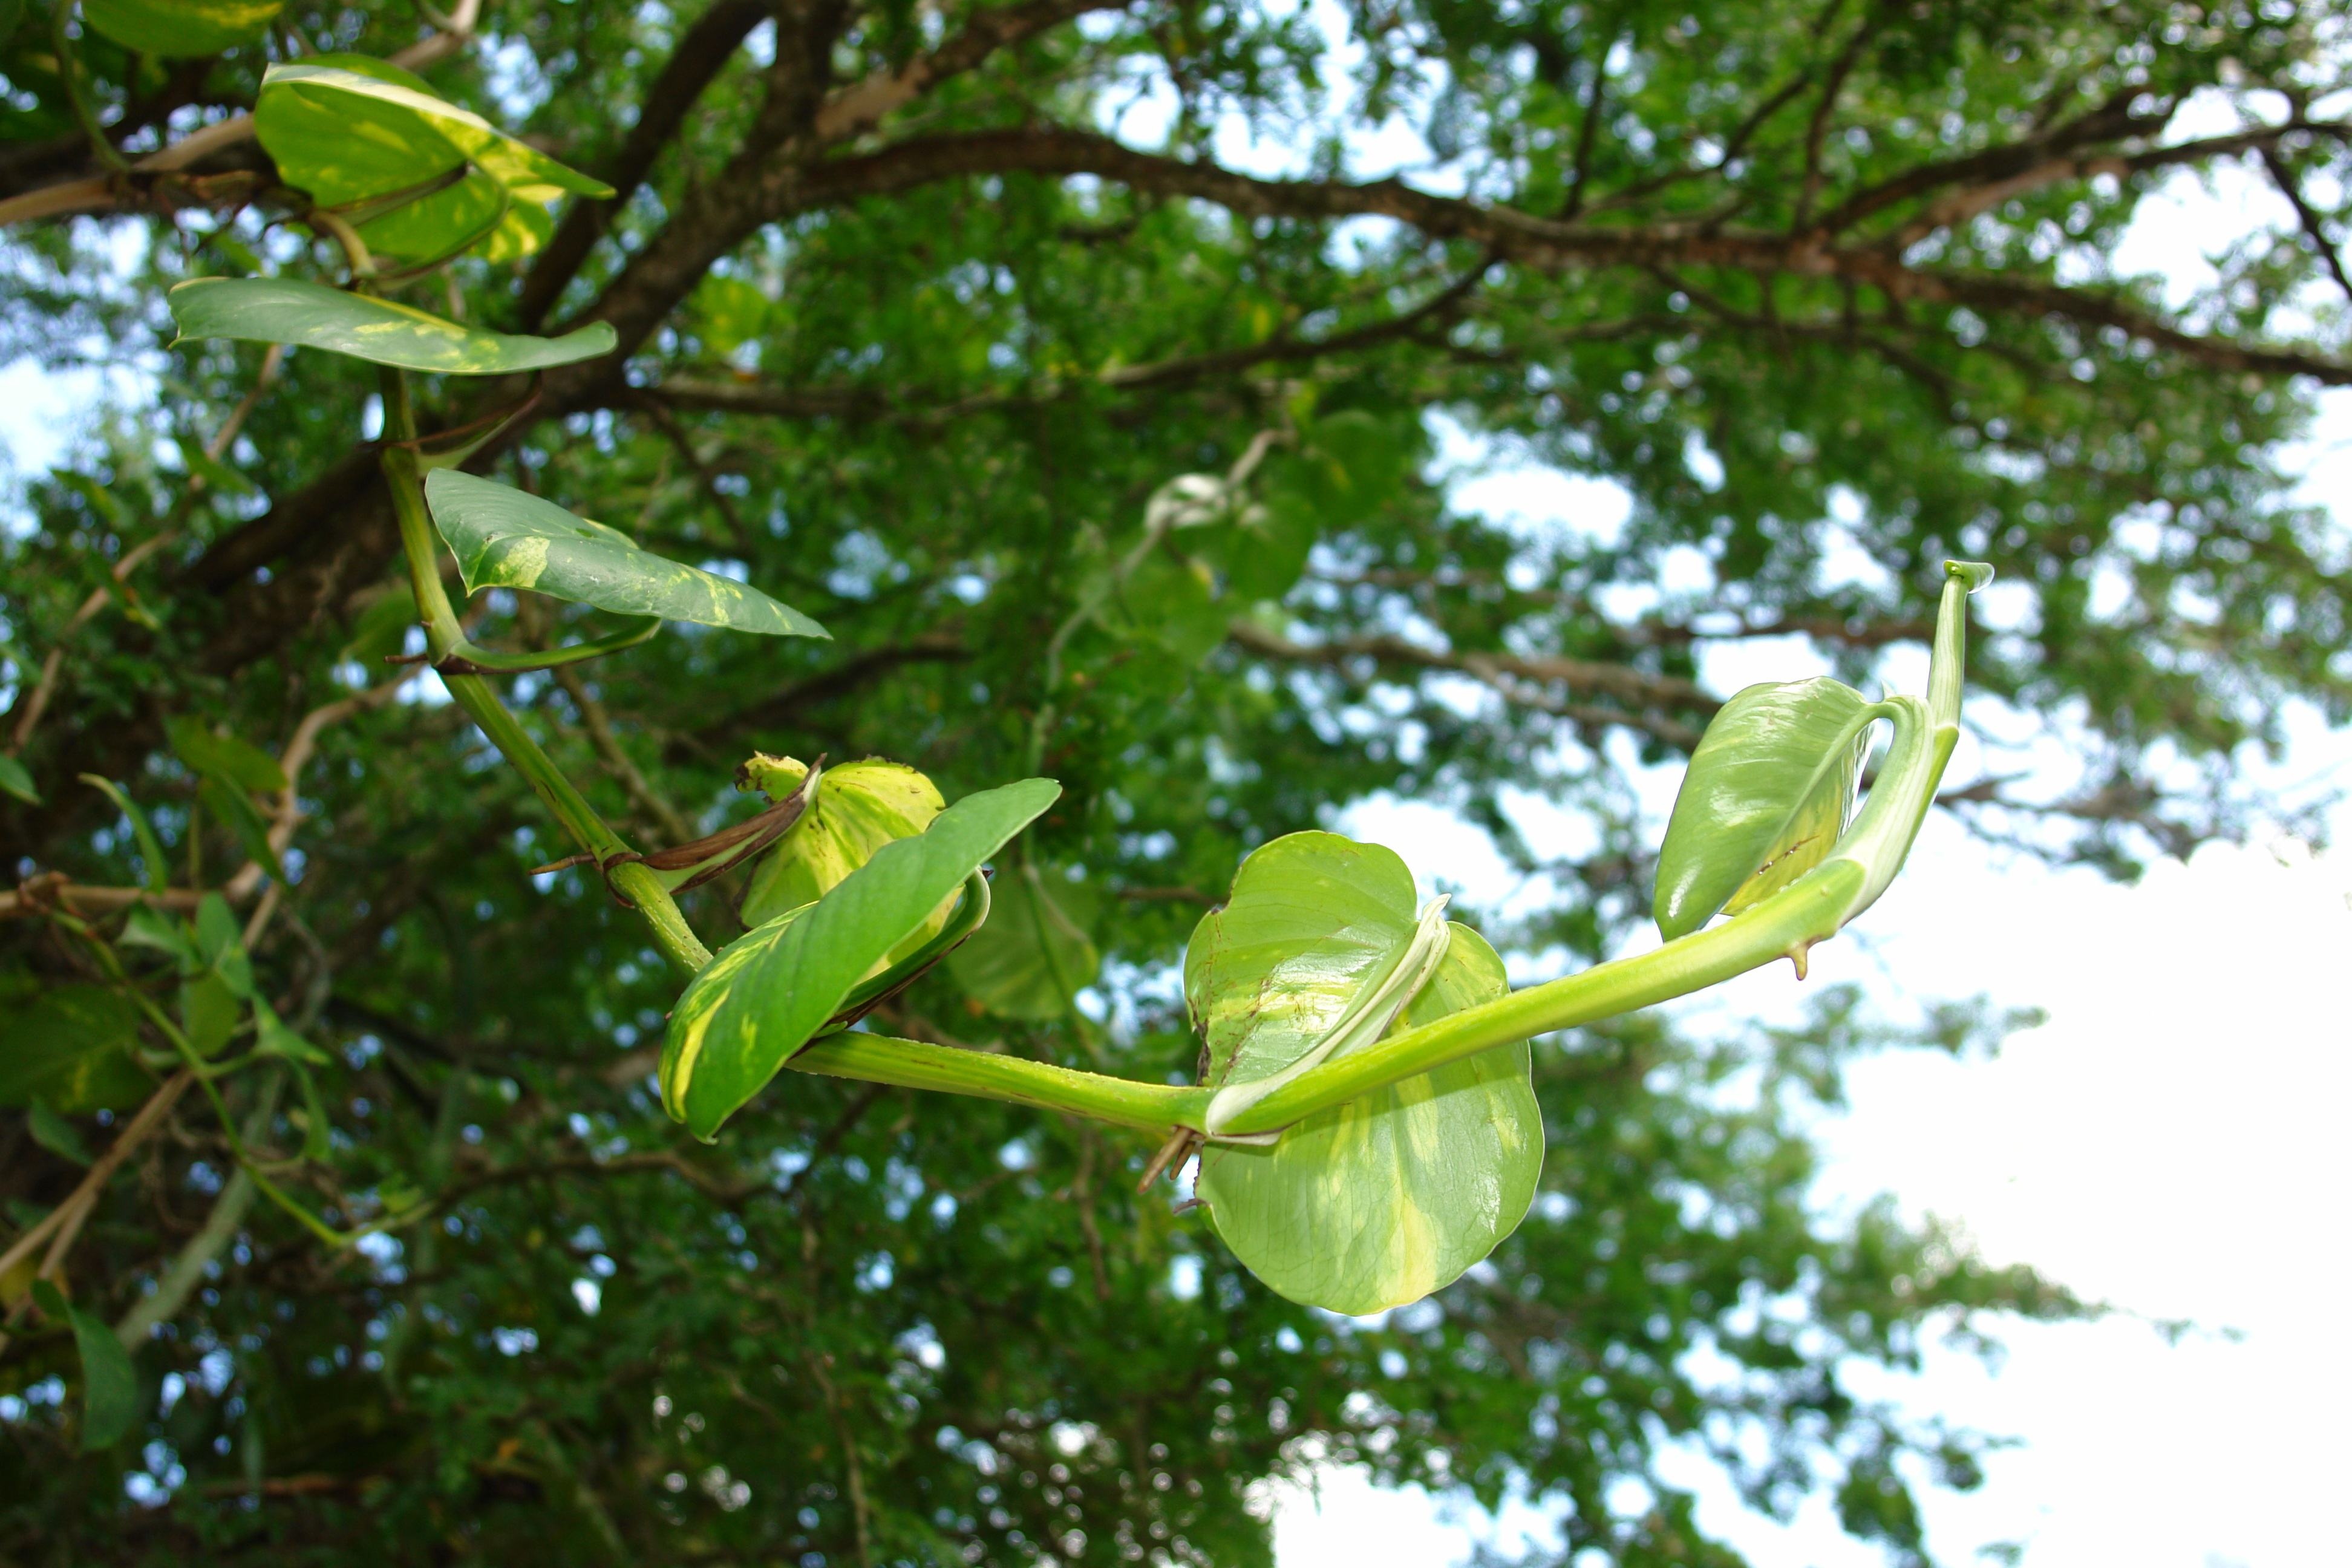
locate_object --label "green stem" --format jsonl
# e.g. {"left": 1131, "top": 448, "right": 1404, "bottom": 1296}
{"left": 1218, "top": 861, "right": 1867, "bottom": 1134}
{"left": 51, "top": 3, "right": 128, "bottom": 175}
{"left": 434, "top": 618, "right": 661, "bottom": 673}
{"left": 377, "top": 368, "right": 711, "bottom": 974}
{"left": 793, "top": 1034, "right": 1211, "bottom": 1135}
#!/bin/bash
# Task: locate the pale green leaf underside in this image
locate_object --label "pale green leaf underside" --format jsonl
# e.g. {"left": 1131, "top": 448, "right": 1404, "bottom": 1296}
{"left": 168, "top": 277, "right": 616, "bottom": 374}
{"left": 256, "top": 60, "right": 611, "bottom": 263}
{"left": 1188, "top": 832, "right": 1541, "bottom": 1316}
{"left": 662, "top": 779, "right": 1060, "bottom": 1139}
{"left": 946, "top": 861, "right": 1101, "bottom": 1020}
{"left": 423, "top": 470, "right": 827, "bottom": 637}
{"left": 1653, "top": 676, "right": 1872, "bottom": 942}
{"left": 83, "top": 0, "right": 280, "bottom": 56}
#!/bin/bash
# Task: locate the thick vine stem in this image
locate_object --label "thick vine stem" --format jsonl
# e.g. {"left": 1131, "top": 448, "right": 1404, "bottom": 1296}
{"left": 794, "top": 1035, "right": 1212, "bottom": 1134}
{"left": 783, "top": 561, "right": 1992, "bottom": 1145}
{"left": 377, "top": 369, "right": 712, "bottom": 973}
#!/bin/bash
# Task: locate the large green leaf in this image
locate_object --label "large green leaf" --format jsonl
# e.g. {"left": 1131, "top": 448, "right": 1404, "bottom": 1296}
{"left": 1653, "top": 676, "right": 1873, "bottom": 941}
{"left": 739, "top": 756, "right": 943, "bottom": 929}
{"left": 32, "top": 1281, "right": 140, "bottom": 1450}
{"left": 422, "top": 471, "right": 828, "bottom": 637}
{"left": 946, "top": 861, "right": 1101, "bottom": 1020}
{"left": 0, "top": 984, "right": 150, "bottom": 1113}
{"left": 255, "top": 60, "right": 613, "bottom": 264}
{"left": 83, "top": 0, "right": 279, "bottom": 56}
{"left": 1187, "top": 833, "right": 1542, "bottom": 1316}
{"left": 167, "top": 278, "right": 617, "bottom": 374}
{"left": 663, "top": 779, "right": 1060, "bottom": 1139}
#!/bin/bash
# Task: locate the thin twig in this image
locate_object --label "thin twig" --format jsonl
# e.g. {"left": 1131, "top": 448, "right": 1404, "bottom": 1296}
{"left": 2260, "top": 145, "right": 2352, "bottom": 304}
{"left": 0, "top": 1071, "right": 194, "bottom": 1351}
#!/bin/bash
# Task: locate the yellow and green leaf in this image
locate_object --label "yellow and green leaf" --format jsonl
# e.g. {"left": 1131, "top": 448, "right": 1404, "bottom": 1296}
{"left": 255, "top": 59, "right": 612, "bottom": 263}
{"left": 422, "top": 471, "right": 826, "bottom": 636}
{"left": 1653, "top": 676, "right": 1873, "bottom": 941}
{"left": 1187, "top": 832, "right": 1541, "bottom": 1316}
{"left": 168, "top": 277, "right": 617, "bottom": 374}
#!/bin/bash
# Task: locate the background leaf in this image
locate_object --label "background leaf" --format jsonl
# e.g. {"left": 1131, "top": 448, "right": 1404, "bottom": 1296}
{"left": 82, "top": 0, "right": 281, "bottom": 55}
{"left": 77, "top": 776, "right": 168, "bottom": 893}
{"left": 169, "top": 717, "right": 288, "bottom": 793}
{"left": 0, "top": 985, "right": 149, "bottom": 1113}
{"left": 1653, "top": 677, "right": 1873, "bottom": 941}
{"left": 1188, "top": 833, "right": 1540, "bottom": 1315}
{"left": 0, "top": 754, "right": 38, "bottom": 805}
{"left": 32, "top": 1281, "right": 142, "bottom": 1451}
{"left": 168, "top": 278, "right": 617, "bottom": 374}
{"left": 423, "top": 469, "right": 826, "bottom": 636}
{"left": 663, "top": 779, "right": 1059, "bottom": 1138}
{"left": 27, "top": 1098, "right": 94, "bottom": 1165}
{"left": 946, "top": 861, "right": 1101, "bottom": 1019}
{"left": 196, "top": 774, "right": 284, "bottom": 880}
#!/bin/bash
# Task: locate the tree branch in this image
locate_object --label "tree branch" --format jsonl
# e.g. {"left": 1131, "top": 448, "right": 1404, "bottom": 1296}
{"left": 1225, "top": 619, "right": 1714, "bottom": 749}
{"left": 2259, "top": 145, "right": 2352, "bottom": 304}
{"left": 515, "top": 0, "right": 774, "bottom": 330}
{"left": 788, "top": 125, "right": 2352, "bottom": 384}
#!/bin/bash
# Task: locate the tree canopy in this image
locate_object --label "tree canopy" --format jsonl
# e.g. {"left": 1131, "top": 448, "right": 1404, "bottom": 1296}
{"left": 2, "top": 1, "right": 2345, "bottom": 1564}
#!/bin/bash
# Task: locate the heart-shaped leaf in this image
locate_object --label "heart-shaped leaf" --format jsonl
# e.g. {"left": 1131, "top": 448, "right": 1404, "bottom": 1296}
{"left": 663, "top": 779, "right": 1060, "bottom": 1139}
{"left": 1187, "top": 832, "right": 1541, "bottom": 1316}
{"left": 422, "top": 471, "right": 827, "bottom": 637}
{"left": 168, "top": 278, "right": 617, "bottom": 374}
{"left": 739, "top": 756, "right": 943, "bottom": 928}
{"left": 946, "top": 861, "right": 1101, "bottom": 1020}
{"left": 1653, "top": 676, "right": 1873, "bottom": 942}
{"left": 256, "top": 59, "right": 613, "bottom": 264}
{"left": 83, "top": 0, "right": 280, "bottom": 56}
{"left": 0, "top": 984, "right": 149, "bottom": 1113}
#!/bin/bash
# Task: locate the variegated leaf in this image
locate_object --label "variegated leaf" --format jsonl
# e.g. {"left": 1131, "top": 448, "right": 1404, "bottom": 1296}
{"left": 168, "top": 277, "right": 616, "bottom": 374}
{"left": 1187, "top": 832, "right": 1541, "bottom": 1316}
{"left": 422, "top": 471, "right": 826, "bottom": 636}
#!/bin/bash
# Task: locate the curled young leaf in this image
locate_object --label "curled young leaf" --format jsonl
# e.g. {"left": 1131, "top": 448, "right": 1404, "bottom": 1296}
{"left": 1652, "top": 676, "right": 1874, "bottom": 942}
{"left": 167, "top": 278, "right": 618, "bottom": 374}
{"left": 422, "top": 471, "right": 827, "bottom": 637}
{"left": 738, "top": 756, "right": 943, "bottom": 930}
{"left": 662, "top": 779, "right": 1059, "bottom": 1140}
{"left": 256, "top": 59, "right": 613, "bottom": 264}
{"left": 1186, "top": 832, "right": 1541, "bottom": 1316}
